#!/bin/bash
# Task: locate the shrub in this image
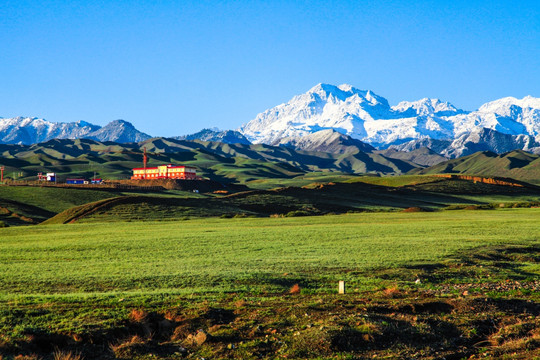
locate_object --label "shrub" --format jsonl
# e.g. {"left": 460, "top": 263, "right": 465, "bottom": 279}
{"left": 290, "top": 327, "right": 332, "bottom": 357}
{"left": 285, "top": 210, "right": 310, "bottom": 217}
{"left": 53, "top": 350, "right": 82, "bottom": 360}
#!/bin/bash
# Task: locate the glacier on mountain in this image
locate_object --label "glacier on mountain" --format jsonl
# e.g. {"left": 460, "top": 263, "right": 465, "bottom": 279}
{"left": 239, "top": 84, "right": 540, "bottom": 151}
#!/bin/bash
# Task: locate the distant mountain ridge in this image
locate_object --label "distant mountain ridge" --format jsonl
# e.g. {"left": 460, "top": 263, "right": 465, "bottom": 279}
{"left": 0, "top": 137, "right": 434, "bottom": 184}
{"left": 0, "top": 117, "right": 151, "bottom": 144}
{"left": 173, "top": 128, "right": 250, "bottom": 144}
{"left": 391, "top": 128, "right": 540, "bottom": 158}
{"left": 3, "top": 84, "right": 539, "bottom": 158}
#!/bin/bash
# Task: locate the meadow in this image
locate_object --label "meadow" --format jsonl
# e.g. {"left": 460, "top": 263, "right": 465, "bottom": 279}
{"left": 2, "top": 204, "right": 540, "bottom": 359}
{"left": 2, "top": 210, "right": 539, "bottom": 297}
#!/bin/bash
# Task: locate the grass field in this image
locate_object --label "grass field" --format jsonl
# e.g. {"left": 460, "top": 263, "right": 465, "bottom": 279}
{"left": 0, "top": 186, "right": 118, "bottom": 214}
{"left": 2, "top": 206, "right": 540, "bottom": 359}
{"left": 1, "top": 209, "right": 538, "bottom": 297}
{"left": 2, "top": 209, "right": 539, "bottom": 298}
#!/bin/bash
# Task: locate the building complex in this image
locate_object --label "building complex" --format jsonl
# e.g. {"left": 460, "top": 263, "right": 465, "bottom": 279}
{"left": 131, "top": 164, "right": 198, "bottom": 180}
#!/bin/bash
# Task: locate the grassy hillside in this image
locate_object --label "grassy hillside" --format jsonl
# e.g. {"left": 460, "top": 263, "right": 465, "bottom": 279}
{"left": 0, "top": 186, "right": 119, "bottom": 226}
{"left": 39, "top": 177, "right": 540, "bottom": 225}
{"left": 0, "top": 138, "right": 423, "bottom": 185}
{"left": 410, "top": 150, "right": 540, "bottom": 184}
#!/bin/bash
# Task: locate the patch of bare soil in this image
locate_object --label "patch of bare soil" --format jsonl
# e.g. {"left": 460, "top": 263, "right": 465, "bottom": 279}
{"left": 3, "top": 291, "right": 540, "bottom": 360}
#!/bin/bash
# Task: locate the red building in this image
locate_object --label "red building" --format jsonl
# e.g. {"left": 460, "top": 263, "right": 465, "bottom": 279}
{"left": 131, "top": 164, "right": 198, "bottom": 180}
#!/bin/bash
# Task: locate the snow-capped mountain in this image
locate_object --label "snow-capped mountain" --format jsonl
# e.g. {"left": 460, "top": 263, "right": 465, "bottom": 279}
{"left": 391, "top": 98, "right": 464, "bottom": 117}
{"left": 0, "top": 117, "right": 150, "bottom": 144}
{"left": 391, "top": 127, "right": 540, "bottom": 158}
{"left": 271, "top": 129, "right": 375, "bottom": 154}
{"left": 174, "top": 128, "right": 250, "bottom": 144}
{"left": 0, "top": 117, "right": 100, "bottom": 145}
{"left": 239, "top": 84, "right": 540, "bottom": 156}
{"left": 240, "top": 84, "right": 400, "bottom": 146}
{"left": 84, "top": 120, "right": 151, "bottom": 143}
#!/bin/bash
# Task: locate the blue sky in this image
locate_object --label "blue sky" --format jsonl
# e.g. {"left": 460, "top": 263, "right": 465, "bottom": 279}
{"left": 1, "top": 0, "right": 538, "bottom": 136}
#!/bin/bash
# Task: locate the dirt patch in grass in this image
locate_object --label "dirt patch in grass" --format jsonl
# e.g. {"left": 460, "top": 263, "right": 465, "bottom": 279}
{"left": 3, "top": 244, "right": 540, "bottom": 359}
{"left": 3, "top": 291, "right": 540, "bottom": 359}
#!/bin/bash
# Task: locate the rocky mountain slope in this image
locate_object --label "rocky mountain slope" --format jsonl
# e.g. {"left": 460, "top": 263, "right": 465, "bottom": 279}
{"left": 375, "top": 147, "right": 447, "bottom": 167}
{"left": 391, "top": 128, "right": 540, "bottom": 158}
{"left": 174, "top": 128, "right": 250, "bottom": 144}
{"left": 84, "top": 120, "right": 151, "bottom": 143}
{"left": 271, "top": 129, "right": 375, "bottom": 154}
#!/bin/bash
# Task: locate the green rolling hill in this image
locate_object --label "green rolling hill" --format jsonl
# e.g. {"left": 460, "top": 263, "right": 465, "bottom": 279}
{"left": 409, "top": 150, "right": 540, "bottom": 185}
{"left": 0, "top": 137, "right": 424, "bottom": 184}
{"left": 42, "top": 177, "right": 540, "bottom": 225}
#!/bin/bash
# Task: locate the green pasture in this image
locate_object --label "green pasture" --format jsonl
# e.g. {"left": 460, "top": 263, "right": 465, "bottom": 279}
{"left": 1, "top": 209, "right": 539, "bottom": 299}
{"left": 0, "top": 186, "right": 118, "bottom": 214}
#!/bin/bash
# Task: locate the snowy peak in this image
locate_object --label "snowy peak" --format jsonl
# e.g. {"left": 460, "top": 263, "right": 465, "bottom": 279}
{"left": 240, "top": 83, "right": 394, "bottom": 144}
{"left": 0, "top": 116, "right": 101, "bottom": 144}
{"left": 392, "top": 98, "right": 463, "bottom": 116}
{"left": 0, "top": 117, "right": 149, "bottom": 144}
{"left": 306, "top": 83, "right": 389, "bottom": 107}
{"left": 478, "top": 96, "right": 540, "bottom": 115}
{"left": 239, "top": 83, "right": 540, "bottom": 155}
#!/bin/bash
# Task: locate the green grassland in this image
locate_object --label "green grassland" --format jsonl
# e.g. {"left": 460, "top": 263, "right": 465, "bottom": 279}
{"left": 37, "top": 177, "right": 540, "bottom": 225}
{"left": 1, "top": 209, "right": 540, "bottom": 359}
{"left": 0, "top": 185, "right": 208, "bottom": 227}
{"left": 0, "top": 186, "right": 120, "bottom": 226}
{"left": 2, "top": 175, "right": 540, "bottom": 228}
{"left": 2, "top": 210, "right": 539, "bottom": 297}
{"left": 0, "top": 186, "right": 118, "bottom": 214}
{"left": 2, "top": 168, "right": 540, "bottom": 358}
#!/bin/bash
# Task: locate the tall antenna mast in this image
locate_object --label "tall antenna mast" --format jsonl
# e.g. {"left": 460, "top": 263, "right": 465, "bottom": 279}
{"left": 143, "top": 147, "right": 147, "bottom": 179}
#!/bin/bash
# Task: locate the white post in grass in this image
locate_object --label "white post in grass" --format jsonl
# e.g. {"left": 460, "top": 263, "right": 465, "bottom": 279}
{"left": 338, "top": 280, "right": 345, "bottom": 294}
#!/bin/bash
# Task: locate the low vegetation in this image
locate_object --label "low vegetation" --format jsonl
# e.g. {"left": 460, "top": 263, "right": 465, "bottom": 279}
{"left": 2, "top": 166, "right": 540, "bottom": 358}
{"left": 1, "top": 209, "right": 540, "bottom": 359}
{"left": 411, "top": 150, "right": 540, "bottom": 185}
{"left": 35, "top": 177, "right": 540, "bottom": 225}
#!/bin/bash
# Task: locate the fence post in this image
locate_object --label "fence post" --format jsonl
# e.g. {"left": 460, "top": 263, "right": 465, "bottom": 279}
{"left": 338, "top": 280, "right": 345, "bottom": 294}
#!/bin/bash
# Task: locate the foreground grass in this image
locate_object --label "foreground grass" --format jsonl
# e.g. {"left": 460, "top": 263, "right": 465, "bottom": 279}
{"left": 1, "top": 210, "right": 539, "bottom": 296}
{"left": 1, "top": 210, "right": 540, "bottom": 359}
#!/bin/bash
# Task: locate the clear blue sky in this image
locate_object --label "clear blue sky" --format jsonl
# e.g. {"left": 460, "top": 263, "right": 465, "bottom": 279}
{"left": 1, "top": 0, "right": 538, "bottom": 136}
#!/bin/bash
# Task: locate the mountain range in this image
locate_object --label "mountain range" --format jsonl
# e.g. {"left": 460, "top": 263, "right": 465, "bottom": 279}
{"left": 239, "top": 84, "right": 540, "bottom": 156}
{"left": 0, "top": 118, "right": 151, "bottom": 145}
{"left": 0, "top": 137, "right": 427, "bottom": 186}
{"left": 2, "top": 83, "right": 539, "bottom": 159}
{"left": 1, "top": 137, "right": 539, "bottom": 186}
